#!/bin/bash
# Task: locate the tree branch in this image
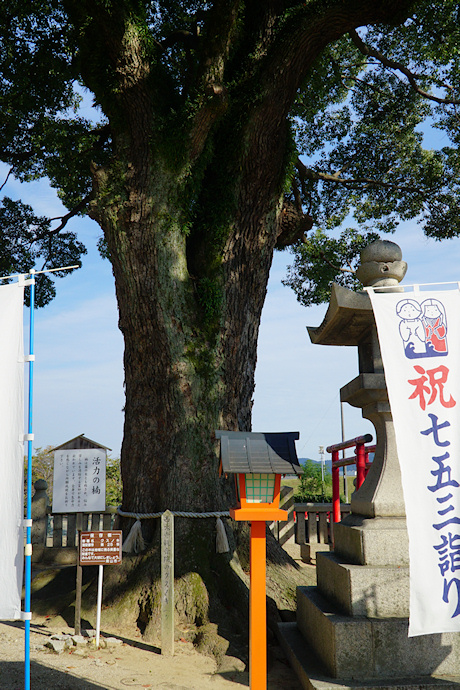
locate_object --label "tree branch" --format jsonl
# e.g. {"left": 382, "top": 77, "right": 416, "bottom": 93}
{"left": 349, "top": 28, "right": 460, "bottom": 106}
{"left": 0, "top": 167, "right": 12, "bottom": 192}
{"left": 187, "top": 1, "right": 240, "bottom": 163}
{"left": 225, "top": 0, "right": 416, "bottom": 222}
{"left": 319, "top": 250, "right": 355, "bottom": 274}
{"left": 38, "top": 193, "right": 93, "bottom": 239}
{"left": 295, "top": 157, "right": 432, "bottom": 196}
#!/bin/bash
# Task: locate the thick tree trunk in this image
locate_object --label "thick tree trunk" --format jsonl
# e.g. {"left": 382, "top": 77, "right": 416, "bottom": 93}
{"left": 74, "top": 0, "right": 417, "bottom": 646}
{"left": 78, "top": 0, "right": 416, "bottom": 524}
{"left": 91, "top": 175, "right": 276, "bottom": 521}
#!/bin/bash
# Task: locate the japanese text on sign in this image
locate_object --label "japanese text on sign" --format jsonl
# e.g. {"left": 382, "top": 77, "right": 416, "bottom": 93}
{"left": 52, "top": 449, "right": 106, "bottom": 513}
{"left": 80, "top": 531, "right": 122, "bottom": 565}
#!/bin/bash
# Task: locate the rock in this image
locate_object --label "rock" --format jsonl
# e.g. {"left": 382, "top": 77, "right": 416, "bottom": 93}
{"left": 217, "top": 655, "right": 246, "bottom": 673}
{"left": 32, "top": 644, "right": 48, "bottom": 652}
{"left": 71, "top": 635, "right": 88, "bottom": 647}
{"left": 84, "top": 629, "right": 97, "bottom": 638}
{"left": 50, "top": 634, "right": 72, "bottom": 641}
{"left": 71, "top": 648, "right": 88, "bottom": 657}
{"left": 45, "top": 639, "right": 66, "bottom": 654}
{"left": 105, "top": 637, "right": 123, "bottom": 647}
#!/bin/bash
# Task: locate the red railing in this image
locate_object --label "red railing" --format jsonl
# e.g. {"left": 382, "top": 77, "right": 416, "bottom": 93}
{"left": 326, "top": 434, "right": 374, "bottom": 523}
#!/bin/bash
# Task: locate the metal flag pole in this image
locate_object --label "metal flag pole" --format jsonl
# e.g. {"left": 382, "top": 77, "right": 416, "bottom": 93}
{"left": 18, "top": 264, "right": 78, "bottom": 689}
{"left": 24, "top": 269, "right": 36, "bottom": 690}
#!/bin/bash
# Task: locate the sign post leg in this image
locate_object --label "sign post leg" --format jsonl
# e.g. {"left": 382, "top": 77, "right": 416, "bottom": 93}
{"left": 96, "top": 564, "right": 103, "bottom": 647}
{"left": 161, "top": 510, "right": 174, "bottom": 656}
{"left": 75, "top": 513, "right": 83, "bottom": 635}
{"left": 250, "top": 521, "right": 267, "bottom": 690}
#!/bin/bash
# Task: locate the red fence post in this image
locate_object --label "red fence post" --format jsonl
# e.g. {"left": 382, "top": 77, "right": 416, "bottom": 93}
{"left": 364, "top": 445, "right": 375, "bottom": 478}
{"left": 356, "top": 441, "right": 366, "bottom": 489}
{"left": 332, "top": 450, "right": 341, "bottom": 523}
{"left": 327, "top": 434, "right": 373, "bottom": 529}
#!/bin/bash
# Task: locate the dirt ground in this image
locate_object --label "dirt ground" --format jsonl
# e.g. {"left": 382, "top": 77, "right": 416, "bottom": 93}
{"left": 0, "top": 563, "right": 317, "bottom": 689}
{"left": 0, "top": 617, "right": 302, "bottom": 689}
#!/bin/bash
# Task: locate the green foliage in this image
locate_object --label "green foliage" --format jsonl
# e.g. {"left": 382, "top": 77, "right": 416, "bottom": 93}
{"left": 284, "top": 1, "right": 460, "bottom": 304}
{"left": 27, "top": 445, "right": 55, "bottom": 494}
{"left": 2, "top": 0, "right": 460, "bottom": 313}
{"left": 106, "top": 457, "right": 123, "bottom": 506}
{"left": 283, "top": 227, "right": 380, "bottom": 306}
{"left": 0, "top": 197, "right": 85, "bottom": 306}
{"left": 295, "top": 458, "right": 333, "bottom": 503}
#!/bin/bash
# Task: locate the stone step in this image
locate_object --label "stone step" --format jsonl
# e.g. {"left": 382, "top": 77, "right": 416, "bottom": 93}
{"left": 277, "top": 622, "right": 460, "bottom": 690}
{"left": 333, "top": 516, "right": 409, "bottom": 567}
{"left": 297, "top": 586, "right": 460, "bottom": 679}
{"left": 316, "top": 551, "right": 409, "bottom": 618}
{"left": 301, "top": 543, "right": 330, "bottom": 565}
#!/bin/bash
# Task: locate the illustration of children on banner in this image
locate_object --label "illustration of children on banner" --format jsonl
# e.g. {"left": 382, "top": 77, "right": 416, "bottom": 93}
{"left": 397, "top": 297, "right": 448, "bottom": 359}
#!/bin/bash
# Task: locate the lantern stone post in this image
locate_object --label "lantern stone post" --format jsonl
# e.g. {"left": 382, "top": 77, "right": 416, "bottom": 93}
{"left": 308, "top": 239, "right": 408, "bottom": 521}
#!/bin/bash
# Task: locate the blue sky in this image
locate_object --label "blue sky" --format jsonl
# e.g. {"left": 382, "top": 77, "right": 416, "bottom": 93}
{"left": 2, "top": 164, "right": 460, "bottom": 462}
{"left": 255, "top": 225, "right": 460, "bottom": 461}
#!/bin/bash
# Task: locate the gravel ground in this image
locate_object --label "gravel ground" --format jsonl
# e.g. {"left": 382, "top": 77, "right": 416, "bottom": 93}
{"left": 0, "top": 611, "right": 305, "bottom": 689}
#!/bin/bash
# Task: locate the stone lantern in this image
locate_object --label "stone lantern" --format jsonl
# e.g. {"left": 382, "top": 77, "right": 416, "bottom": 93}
{"left": 279, "top": 240, "right": 460, "bottom": 687}
{"left": 307, "top": 239, "right": 407, "bottom": 520}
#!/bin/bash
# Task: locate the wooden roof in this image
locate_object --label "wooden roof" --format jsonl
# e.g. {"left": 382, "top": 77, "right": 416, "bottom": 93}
{"left": 216, "top": 431, "right": 302, "bottom": 475}
{"left": 51, "top": 434, "right": 111, "bottom": 452}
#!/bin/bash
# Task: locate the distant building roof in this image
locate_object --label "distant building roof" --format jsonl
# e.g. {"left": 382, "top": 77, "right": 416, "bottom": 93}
{"left": 216, "top": 431, "right": 302, "bottom": 475}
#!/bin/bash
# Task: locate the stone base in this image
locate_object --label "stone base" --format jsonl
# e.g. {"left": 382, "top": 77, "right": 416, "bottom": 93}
{"left": 334, "top": 515, "right": 409, "bottom": 566}
{"left": 316, "top": 551, "right": 409, "bottom": 618}
{"left": 296, "top": 586, "right": 460, "bottom": 680}
{"left": 277, "top": 622, "right": 460, "bottom": 690}
{"left": 300, "top": 543, "right": 330, "bottom": 564}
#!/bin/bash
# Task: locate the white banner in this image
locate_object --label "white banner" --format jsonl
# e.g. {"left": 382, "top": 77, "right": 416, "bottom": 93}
{"left": 369, "top": 287, "right": 460, "bottom": 636}
{"left": 0, "top": 283, "right": 24, "bottom": 620}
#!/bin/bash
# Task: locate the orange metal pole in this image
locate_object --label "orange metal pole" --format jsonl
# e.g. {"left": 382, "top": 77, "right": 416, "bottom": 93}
{"left": 250, "top": 521, "right": 267, "bottom": 690}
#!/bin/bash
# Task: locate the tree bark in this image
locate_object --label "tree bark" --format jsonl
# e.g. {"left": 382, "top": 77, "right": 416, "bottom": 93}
{"left": 62, "top": 0, "right": 417, "bottom": 634}
{"left": 67, "top": 0, "right": 416, "bottom": 519}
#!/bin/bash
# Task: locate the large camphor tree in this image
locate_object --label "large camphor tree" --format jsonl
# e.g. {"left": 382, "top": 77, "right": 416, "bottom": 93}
{"left": 3, "top": 0, "right": 460, "bottom": 639}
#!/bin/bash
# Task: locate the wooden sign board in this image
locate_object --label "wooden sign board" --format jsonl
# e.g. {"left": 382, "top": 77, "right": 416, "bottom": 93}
{"left": 80, "top": 530, "right": 122, "bottom": 565}
{"left": 53, "top": 449, "right": 107, "bottom": 513}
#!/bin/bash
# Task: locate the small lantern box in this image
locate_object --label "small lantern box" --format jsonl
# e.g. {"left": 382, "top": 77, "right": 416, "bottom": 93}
{"left": 216, "top": 431, "right": 302, "bottom": 522}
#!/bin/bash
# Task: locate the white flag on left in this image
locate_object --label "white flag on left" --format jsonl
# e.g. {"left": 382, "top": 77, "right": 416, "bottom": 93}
{"left": 0, "top": 282, "right": 24, "bottom": 620}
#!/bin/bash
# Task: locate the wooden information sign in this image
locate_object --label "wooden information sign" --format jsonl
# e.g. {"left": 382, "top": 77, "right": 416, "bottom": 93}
{"left": 79, "top": 530, "right": 122, "bottom": 565}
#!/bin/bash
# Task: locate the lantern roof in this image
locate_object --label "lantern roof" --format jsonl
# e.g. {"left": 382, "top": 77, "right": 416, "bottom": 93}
{"left": 216, "top": 431, "right": 302, "bottom": 475}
